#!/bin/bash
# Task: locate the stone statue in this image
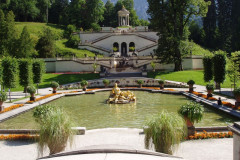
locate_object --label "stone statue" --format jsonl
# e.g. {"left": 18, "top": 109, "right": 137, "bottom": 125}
{"left": 107, "top": 83, "right": 136, "bottom": 104}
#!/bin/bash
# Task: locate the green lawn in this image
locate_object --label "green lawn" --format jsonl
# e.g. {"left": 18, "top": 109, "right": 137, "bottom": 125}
{"left": 15, "top": 22, "right": 96, "bottom": 57}
{"left": 11, "top": 73, "right": 100, "bottom": 92}
{"left": 148, "top": 70, "right": 238, "bottom": 88}
{"left": 56, "top": 39, "right": 98, "bottom": 58}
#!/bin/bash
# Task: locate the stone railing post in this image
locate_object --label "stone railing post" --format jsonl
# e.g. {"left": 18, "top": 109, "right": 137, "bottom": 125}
{"left": 228, "top": 122, "right": 240, "bottom": 160}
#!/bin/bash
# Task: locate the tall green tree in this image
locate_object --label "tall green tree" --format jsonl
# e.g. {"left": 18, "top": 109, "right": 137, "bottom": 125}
{"left": 203, "top": 0, "right": 217, "bottom": 49}
{"left": 49, "top": 0, "right": 69, "bottom": 24}
{"left": 8, "top": 0, "right": 40, "bottom": 21}
{"left": 217, "top": 0, "right": 232, "bottom": 53}
{"left": 85, "top": 0, "right": 104, "bottom": 30}
{"left": 0, "top": 0, "right": 10, "bottom": 12}
{"left": 68, "top": 0, "right": 86, "bottom": 28}
{"left": 16, "top": 26, "right": 36, "bottom": 58}
{"left": 2, "top": 57, "right": 18, "bottom": 101}
{"left": 36, "top": 27, "right": 56, "bottom": 58}
{"left": 5, "top": 11, "right": 17, "bottom": 57}
{"left": 213, "top": 51, "right": 227, "bottom": 89}
{"left": 227, "top": 51, "right": 240, "bottom": 89}
{"left": 101, "top": 0, "right": 115, "bottom": 27}
{"left": 147, "top": 0, "right": 210, "bottom": 71}
{"left": 231, "top": 0, "right": 240, "bottom": 52}
{"left": 203, "top": 55, "right": 213, "bottom": 82}
{"left": 18, "top": 59, "right": 32, "bottom": 93}
{"left": 0, "top": 9, "right": 6, "bottom": 56}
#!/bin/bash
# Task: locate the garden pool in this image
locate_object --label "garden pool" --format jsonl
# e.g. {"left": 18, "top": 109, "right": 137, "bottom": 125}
{"left": 0, "top": 91, "right": 238, "bottom": 129}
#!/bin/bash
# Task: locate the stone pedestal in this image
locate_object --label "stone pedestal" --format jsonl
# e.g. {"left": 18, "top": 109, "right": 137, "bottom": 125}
{"left": 207, "top": 94, "right": 213, "bottom": 98}
{"left": 30, "top": 97, "right": 36, "bottom": 101}
{"left": 235, "top": 102, "right": 240, "bottom": 108}
{"left": 188, "top": 126, "right": 195, "bottom": 137}
{"left": 228, "top": 122, "right": 240, "bottom": 160}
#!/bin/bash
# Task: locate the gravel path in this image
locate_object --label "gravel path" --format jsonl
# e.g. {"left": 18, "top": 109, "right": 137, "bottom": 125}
{"left": 0, "top": 128, "right": 233, "bottom": 160}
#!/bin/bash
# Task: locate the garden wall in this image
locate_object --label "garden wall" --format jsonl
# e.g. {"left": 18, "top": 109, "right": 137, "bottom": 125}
{"left": 44, "top": 56, "right": 203, "bottom": 73}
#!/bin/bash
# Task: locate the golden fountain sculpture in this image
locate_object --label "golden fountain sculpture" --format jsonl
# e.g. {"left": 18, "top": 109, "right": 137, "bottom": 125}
{"left": 107, "top": 83, "right": 136, "bottom": 104}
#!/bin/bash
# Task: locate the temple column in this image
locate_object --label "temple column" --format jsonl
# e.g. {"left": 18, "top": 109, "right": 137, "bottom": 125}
{"left": 128, "top": 15, "right": 129, "bottom": 26}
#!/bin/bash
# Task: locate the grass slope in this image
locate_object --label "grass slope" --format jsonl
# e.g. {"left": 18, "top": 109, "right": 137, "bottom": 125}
{"left": 15, "top": 22, "right": 95, "bottom": 57}
{"left": 148, "top": 70, "right": 238, "bottom": 88}
{"left": 11, "top": 73, "right": 100, "bottom": 92}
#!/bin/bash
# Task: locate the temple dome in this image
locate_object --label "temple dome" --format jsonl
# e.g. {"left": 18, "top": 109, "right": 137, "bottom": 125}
{"left": 118, "top": 6, "right": 130, "bottom": 15}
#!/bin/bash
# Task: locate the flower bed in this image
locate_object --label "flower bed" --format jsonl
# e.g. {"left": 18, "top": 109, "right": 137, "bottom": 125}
{"left": 0, "top": 104, "right": 24, "bottom": 114}
{"left": 0, "top": 134, "right": 39, "bottom": 141}
{"left": 190, "top": 91, "right": 218, "bottom": 101}
{"left": 189, "top": 91, "right": 240, "bottom": 110}
{"left": 26, "top": 93, "right": 61, "bottom": 104}
{"left": 189, "top": 131, "right": 233, "bottom": 140}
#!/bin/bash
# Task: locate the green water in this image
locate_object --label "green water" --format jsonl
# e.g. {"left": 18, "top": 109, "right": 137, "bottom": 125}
{"left": 0, "top": 91, "right": 238, "bottom": 129}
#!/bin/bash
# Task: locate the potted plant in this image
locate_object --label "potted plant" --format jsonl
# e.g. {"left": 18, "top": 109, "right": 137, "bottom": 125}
{"left": 144, "top": 111, "right": 186, "bottom": 154}
{"left": 151, "top": 61, "right": 156, "bottom": 72}
{"left": 27, "top": 86, "right": 36, "bottom": 101}
{"left": 178, "top": 101, "right": 204, "bottom": 136}
{"left": 0, "top": 91, "right": 7, "bottom": 112}
{"left": 136, "top": 80, "right": 144, "bottom": 88}
{"left": 81, "top": 80, "right": 88, "bottom": 91}
{"left": 187, "top": 80, "right": 195, "bottom": 92}
{"left": 51, "top": 81, "right": 59, "bottom": 93}
{"left": 233, "top": 87, "right": 240, "bottom": 107}
{"left": 92, "top": 63, "right": 98, "bottom": 73}
{"left": 103, "top": 79, "right": 110, "bottom": 88}
{"left": 206, "top": 83, "right": 214, "bottom": 98}
{"left": 158, "top": 80, "right": 165, "bottom": 89}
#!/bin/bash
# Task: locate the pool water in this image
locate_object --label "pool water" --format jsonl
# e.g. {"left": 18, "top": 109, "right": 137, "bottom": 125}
{"left": 0, "top": 91, "right": 238, "bottom": 129}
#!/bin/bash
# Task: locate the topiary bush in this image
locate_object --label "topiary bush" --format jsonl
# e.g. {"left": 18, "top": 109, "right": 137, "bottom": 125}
{"left": 137, "top": 80, "right": 144, "bottom": 85}
{"left": 32, "top": 59, "right": 45, "bottom": 84}
{"left": 187, "top": 80, "right": 195, "bottom": 85}
{"left": 27, "top": 86, "right": 36, "bottom": 95}
{"left": 213, "top": 51, "right": 226, "bottom": 89}
{"left": 206, "top": 83, "right": 214, "bottom": 91}
{"left": 18, "top": 59, "right": 32, "bottom": 93}
{"left": 51, "top": 81, "right": 59, "bottom": 88}
{"left": 203, "top": 55, "right": 213, "bottom": 82}
{"left": 80, "top": 80, "right": 88, "bottom": 87}
{"left": 158, "top": 80, "right": 165, "bottom": 85}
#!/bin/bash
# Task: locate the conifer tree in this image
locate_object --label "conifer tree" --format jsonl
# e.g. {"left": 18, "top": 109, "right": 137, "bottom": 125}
{"left": 5, "top": 11, "right": 17, "bottom": 56}
{"left": 102, "top": 0, "right": 115, "bottom": 27}
{"left": 203, "top": 0, "right": 217, "bottom": 49}
{"left": 231, "top": 0, "right": 240, "bottom": 52}
{"left": 217, "top": 0, "right": 232, "bottom": 53}
{"left": 36, "top": 27, "right": 56, "bottom": 58}
{"left": 16, "top": 26, "right": 36, "bottom": 58}
{"left": 0, "top": 9, "right": 6, "bottom": 56}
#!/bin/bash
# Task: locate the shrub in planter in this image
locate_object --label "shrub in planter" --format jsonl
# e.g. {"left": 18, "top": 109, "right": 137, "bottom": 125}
{"left": 136, "top": 80, "right": 144, "bottom": 88}
{"left": 187, "top": 80, "right": 195, "bottom": 92}
{"left": 206, "top": 83, "right": 214, "bottom": 98}
{"left": 51, "top": 81, "right": 59, "bottom": 93}
{"left": 103, "top": 79, "right": 110, "bottom": 88}
{"left": 158, "top": 80, "right": 165, "bottom": 89}
{"left": 0, "top": 91, "right": 7, "bottom": 111}
{"left": 178, "top": 101, "right": 204, "bottom": 136}
{"left": 81, "top": 80, "right": 88, "bottom": 91}
{"left": 27, "top": 86, "right": 36, "bottom": 101}
{"left": 144, "top": 111, "right": 186, "bottom": 154}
